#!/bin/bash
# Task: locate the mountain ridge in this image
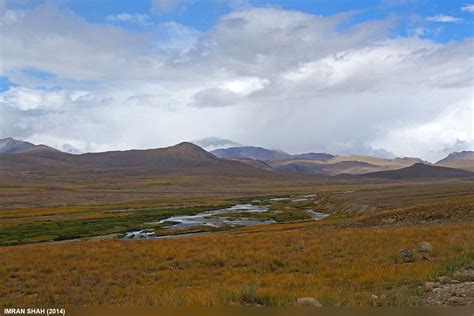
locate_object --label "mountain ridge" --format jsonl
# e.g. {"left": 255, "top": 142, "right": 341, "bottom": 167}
{"left": 361, "top": 163, "right": 474, "bottom": 179}
{"left": 2, "top": 137, "right": 472, "bottom": 177}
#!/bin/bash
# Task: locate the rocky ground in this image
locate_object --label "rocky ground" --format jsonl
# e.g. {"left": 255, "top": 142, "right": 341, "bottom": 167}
{"left": 422, "top": 269, "right": 474, "bottom": 306}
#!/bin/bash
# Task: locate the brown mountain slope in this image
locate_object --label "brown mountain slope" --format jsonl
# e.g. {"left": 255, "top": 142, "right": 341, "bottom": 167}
{"left": 437, "top": 151, "right": 474, "bottom": 163}
{"left": 74, "top": 142, "right": 220, "bottom": 168}
{"left": 361, "top": 163, "right": 474, "bottom": 179}
{"left": 328, "top": 155, "right": 423, "bottom": 168}
{"left": 436, "top": 151, "right": 474, "bottom": 172}
{"left": 436, "top": 160, "right": 474, "bottom": 172}
{"left": 226, "top": 158, "right": 275, "bottom": 171}
{"left": 0, "top": 142, "right": 271, "bottom": 177}
{"left": 273, "top": 160, "right": 383, "bottom": 175}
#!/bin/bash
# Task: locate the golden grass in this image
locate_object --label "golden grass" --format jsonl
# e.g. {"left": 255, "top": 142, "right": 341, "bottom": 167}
{"left": 1, "top": 221, "right": 472, "bottom": 307}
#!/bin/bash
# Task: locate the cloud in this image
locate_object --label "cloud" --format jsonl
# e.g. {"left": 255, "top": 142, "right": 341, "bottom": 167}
{"left": 156, "top": 21, "right": 202, "bottom": 54}
{"left": 461, "top": 3, "right": 474, "bottom": 13}
{"left": 105, "top": 13, "right": 152, "bottom": 26}
{"left": 189, "top": 88, "right": 242, "bottom": 108}
{"left": 426, "top": 14, "right": 462, "bottom": 23}
{"left": 372, "top": 100, "right": 473, "bottom": 161}
{"left": 0, "top": 86, "right": 86, "bottom": 111}
{"left": 0, "top": 5, "right": 472, "bottom": 161}
{"left": 0, "top": 5, "right": 158, "bottom": 81}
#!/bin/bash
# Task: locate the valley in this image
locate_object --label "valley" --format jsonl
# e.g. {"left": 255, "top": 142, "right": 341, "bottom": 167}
{"left": 0, "top": 139, "right": 473, "bottom": 307}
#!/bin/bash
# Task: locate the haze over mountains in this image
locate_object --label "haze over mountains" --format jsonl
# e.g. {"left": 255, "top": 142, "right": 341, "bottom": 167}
{"left": 192, "top": 137, "right": 242, "bottom": 151}
{"left": 1, "top": 137, "right": 473, "bottom": 179}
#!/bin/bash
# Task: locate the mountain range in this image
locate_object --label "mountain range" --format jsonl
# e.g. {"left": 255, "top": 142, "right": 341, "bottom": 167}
{"left": 436, "top": 151, "right": 474, "bottom": 172}
{"left": 1, "top": 137, "right": 472, "bottom": 179}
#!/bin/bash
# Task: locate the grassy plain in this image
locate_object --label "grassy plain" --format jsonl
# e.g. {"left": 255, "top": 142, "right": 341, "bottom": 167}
{"left": 0, "top": 178, "right": 473, "bottom": 307}
{"left": 0, "top": 221, "right": 472, "bottom": 307}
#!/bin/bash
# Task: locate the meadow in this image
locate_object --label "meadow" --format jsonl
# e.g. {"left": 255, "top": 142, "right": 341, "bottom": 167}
{"left": 0, "top": 221, "right": 472, "bottom": 307}
{"left": 0, "top": 179, "right": 473, "bottom": 307}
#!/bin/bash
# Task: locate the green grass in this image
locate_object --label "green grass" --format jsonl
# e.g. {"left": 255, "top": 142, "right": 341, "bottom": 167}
{"left": 0, "top": 204, "right": 232, "bottom": 246}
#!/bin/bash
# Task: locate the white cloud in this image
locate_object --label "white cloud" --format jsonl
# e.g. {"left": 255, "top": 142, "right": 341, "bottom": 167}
{"left": 0, "top": 8, "right": 24, "bottom": 25}
{"left": 0, "top": 5, "right": 159, "bottom": 81}
{"left": 426, "top": 14, "right": 462, "bottom": 23}
{"left": 105, "top": 13, "right": 152, "bottom": 26}
{"left": 461, "top": 3, "right": 474, "bottom": 13}
{"left": 219, "top": 77, "right": 268, "bottom": 94}
{"left": 372, "top": 100, "right": 473, "bottom": 161}
{"left": 0, "top": 87, "right": 87, "bottom": 111}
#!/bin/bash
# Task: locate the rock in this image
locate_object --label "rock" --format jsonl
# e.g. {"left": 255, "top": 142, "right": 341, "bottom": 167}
{"left": 381, "top": 218, "right": 396, "bottom": 225}
{"left": 439, "top": 276, "right": 453, "bottom": 284}
{"left": 399, "top": 248, "right": 415, "bottom": 263}
{"left": 416, "top": 242, "right": 433, "bottom": 254}
{"left": 424, "top": 282, "right": 437, "bottom": 292}
{"left": 417, "top": 253, "right": 432, "bottom": 261}
{"left": 453, "top": 269, "right": 474, "bottom": 282}
{"left": 447, "top": 296, "right": 465, "bottom": 306}
{"left": 371, "top": 295, "right": 380, "bottom": 307}
{"left": 296, "top": 297, "right": 322, "bottom": 307}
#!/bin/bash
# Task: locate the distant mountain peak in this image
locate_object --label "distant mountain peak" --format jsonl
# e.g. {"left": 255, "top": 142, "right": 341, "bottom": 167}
{"left": 0, "top": 137, "right": 36, "bottom": 154}
{"left": 212, "top": 146, "right": 291, "bottom": 161}
{"left": 163, "top": 142, "right": 219, "bottom": 161}
{"left": 437, "top": 151, "right": 474, "bottom": 164}
{"left": 191, "top": 137, "right": 242, "bottom": 151}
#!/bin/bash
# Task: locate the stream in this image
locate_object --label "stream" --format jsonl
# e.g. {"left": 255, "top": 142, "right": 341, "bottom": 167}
{"left": 123, "top": 200, "right": 329, "bottom": 240}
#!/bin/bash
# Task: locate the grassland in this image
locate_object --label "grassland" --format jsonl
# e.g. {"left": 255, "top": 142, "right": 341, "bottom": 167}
{"left": 0, "top": 221, "right": 472, "bottom": 307}
{"left": 0, "top": 178, "right": 473, "bottom": 307}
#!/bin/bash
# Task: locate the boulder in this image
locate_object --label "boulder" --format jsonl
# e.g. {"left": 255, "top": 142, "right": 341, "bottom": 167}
{"left": 381, "top": 218, "right": 396, "bottom": 225}
{"left": 424, "top": 282, "right": 437, "bottom": 292}
{"left": 417, "top": 253, "right": 432, "bottom": 261}
{"left": 399, "top": 248, "right": 415, "bottom": 263}
{"left": 416, "top": 242, "right": 433, "bottom": 253}
{"left": 296, "top": 297, "right": 322, "bottom": 307}
{"left": 438, "top": 276, "right": 453, "bottom": 284}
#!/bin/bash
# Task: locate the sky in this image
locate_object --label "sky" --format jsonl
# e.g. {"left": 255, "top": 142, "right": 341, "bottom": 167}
{"left": 0, "top": 0, "right": 473, "bottom": 162}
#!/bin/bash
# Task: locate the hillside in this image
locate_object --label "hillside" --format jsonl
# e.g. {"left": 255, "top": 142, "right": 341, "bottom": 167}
{"left": 226, "top": 158, "right": 274, "bottom": 171}
{"left": 270, "top": 155, "right": 424, "bottom": 176}
{"left": 0, "top": 142, "right": 274, "bottom": 178}
{"left": 437, "top": 151, "right": 474, "bottom": 164}
{"left": 436, "top": 151, "right": 474, "bottom": 172}
{"left": 273, "top": 160, "right": 382, "bottom": 175}
{"left": 0, "top": 137, "right": 35, "bottom": 153}
{"left": 361, "top": 163, "right": 474, "bottom": 179}
{"left": 328, "top": 155, "right": 423, "bottom": 168}
{"left": 212, "top": 146, "right": 291, "bottom": 161}
{"left": 291, "top": 153, "right": 334, "bottom": 161}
